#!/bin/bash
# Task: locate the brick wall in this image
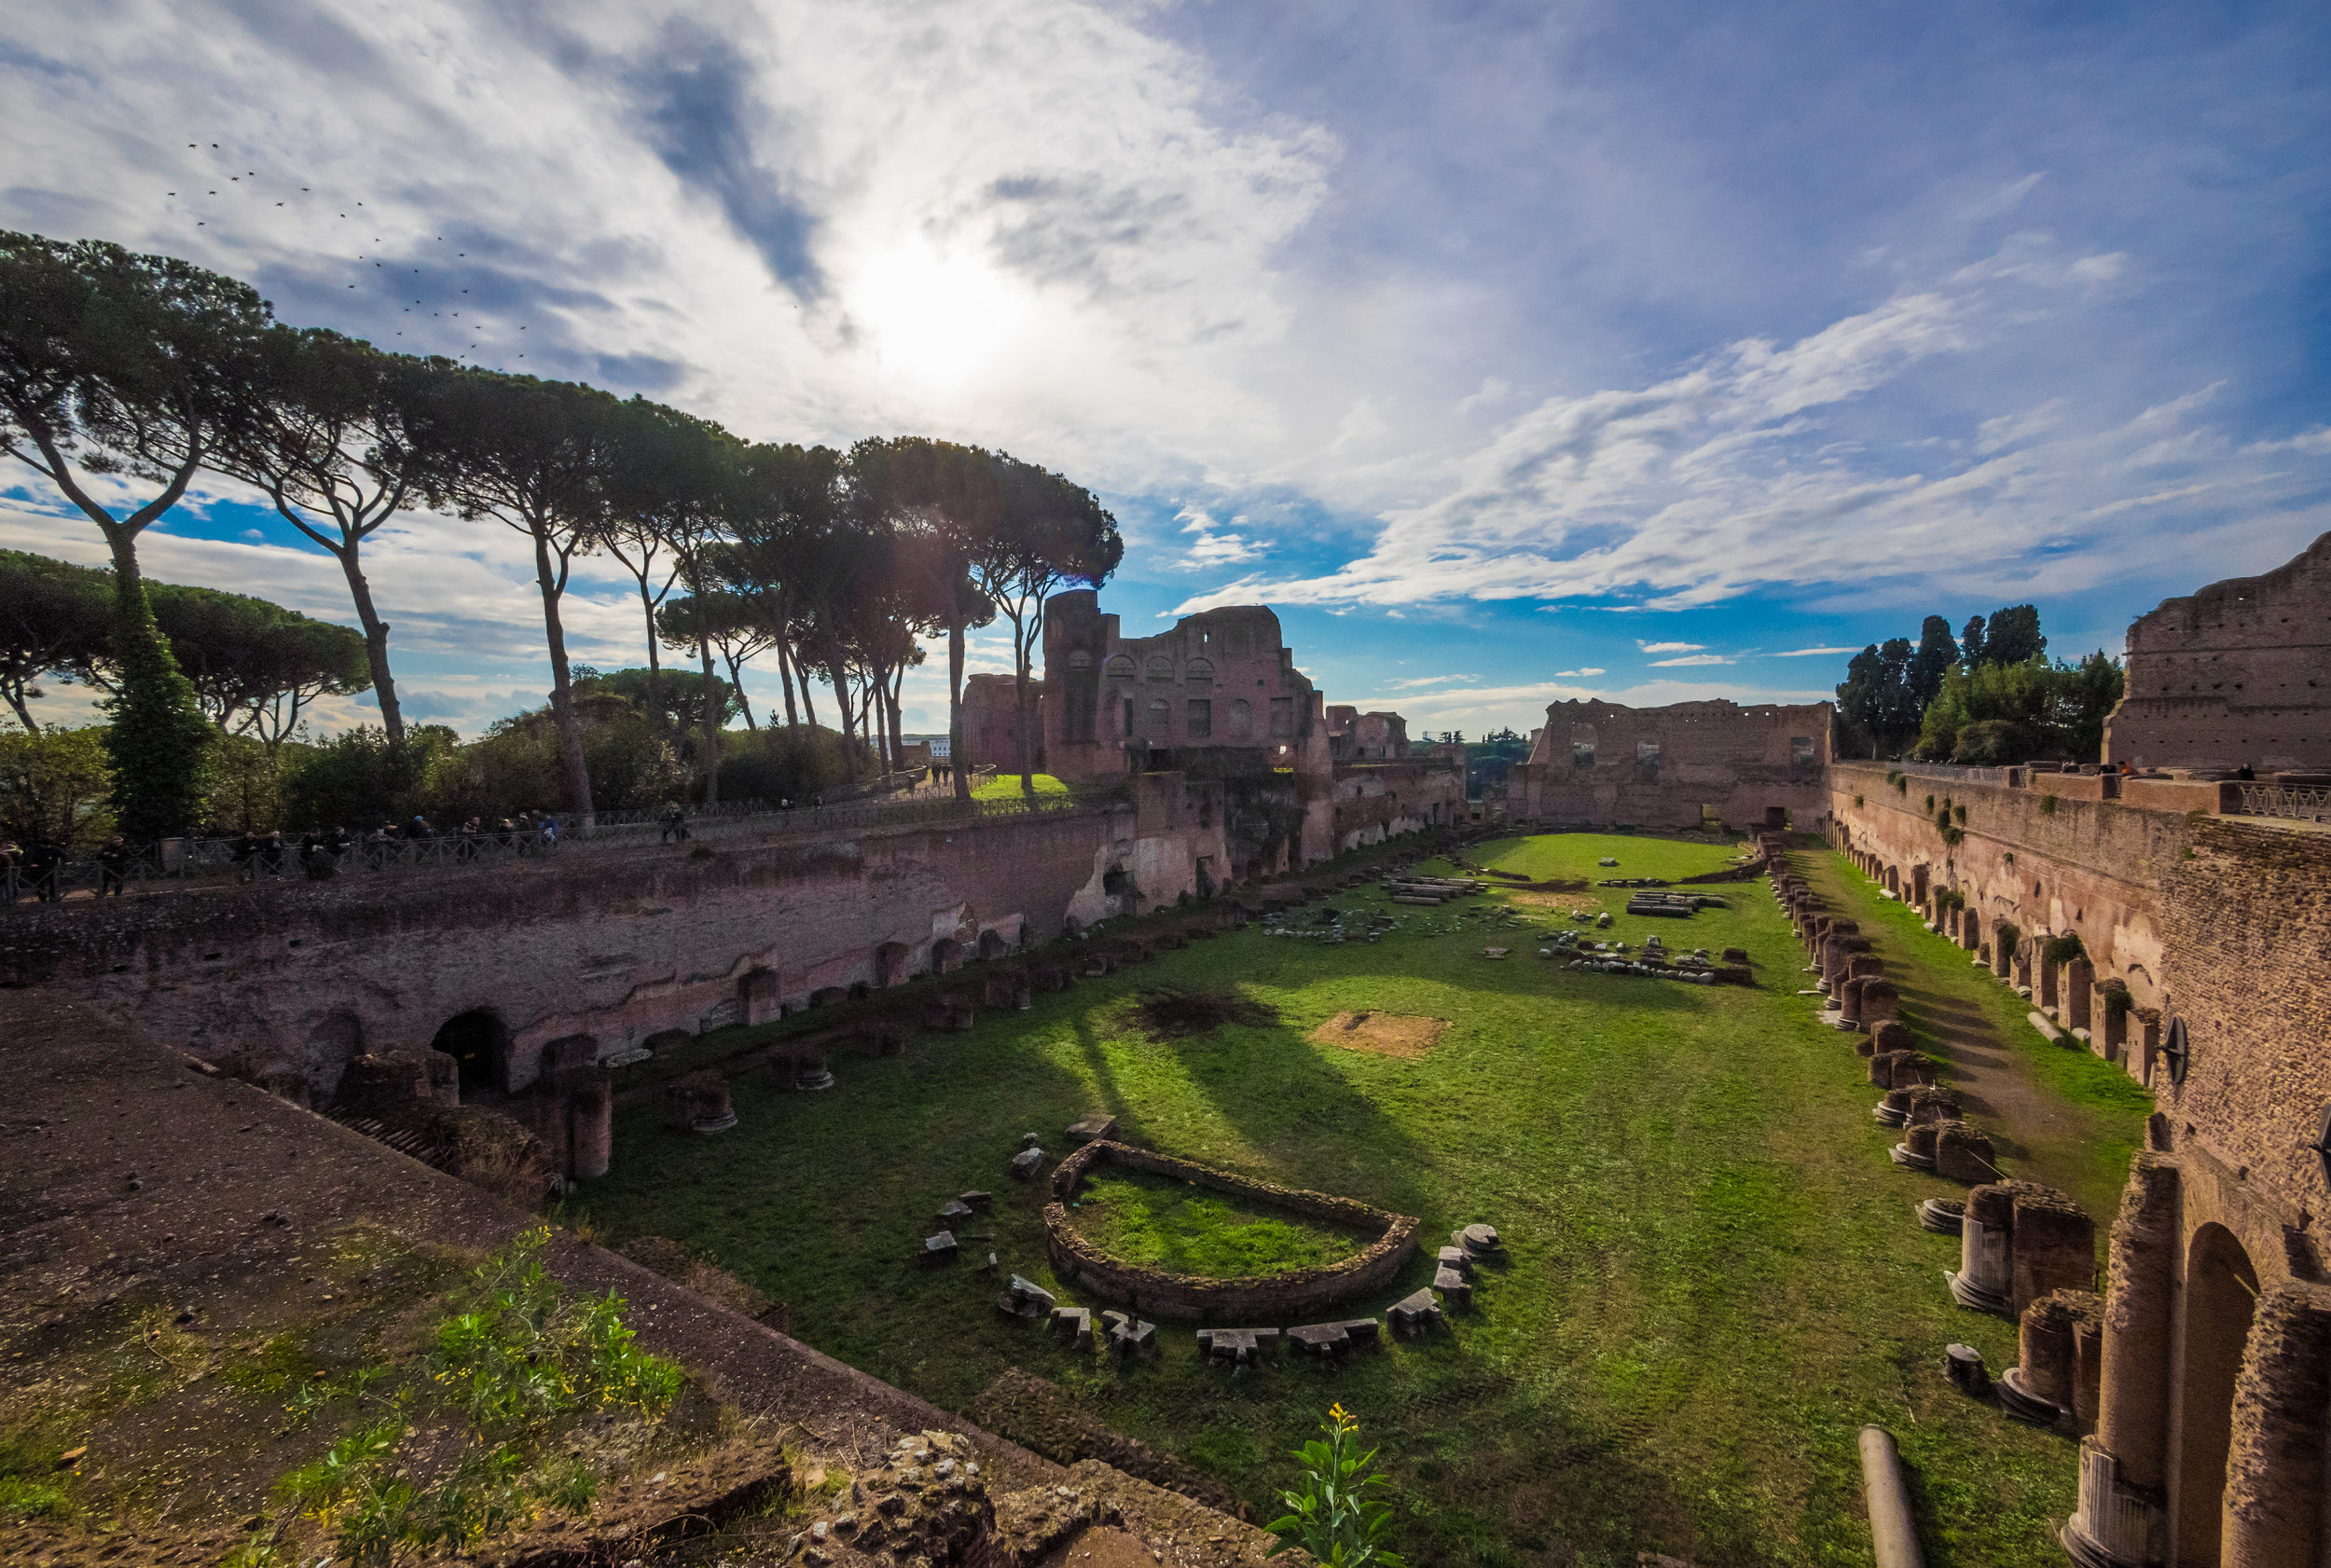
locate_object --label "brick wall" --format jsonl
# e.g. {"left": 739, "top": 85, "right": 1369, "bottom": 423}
{"left": 1508, "top": 697, "right": 1833, "bottom": 831}
{"left": 2105, "top": 529, "right": 2331, "bottom": 771}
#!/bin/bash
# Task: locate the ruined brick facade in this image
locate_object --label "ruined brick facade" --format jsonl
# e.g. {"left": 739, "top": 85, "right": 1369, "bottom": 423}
{"left": 1830, "top": 765, "right": 2331, "bottom": 1565}
{"left": 0, "top": 783, "right": 1235, "bottom": 1105}
{"left": 1506, "top": 697, "right": 1833, "bottom": 831}
{"left": 2104, "top": 529, "right": 2331, "bottom": 772}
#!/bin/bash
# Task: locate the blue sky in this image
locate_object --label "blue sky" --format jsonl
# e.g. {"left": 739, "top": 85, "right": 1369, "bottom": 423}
{"left": 4, "top": 0, "right": 2326, "bottom": 740}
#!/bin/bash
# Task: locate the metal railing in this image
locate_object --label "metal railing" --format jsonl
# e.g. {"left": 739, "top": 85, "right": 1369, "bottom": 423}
{"left": 2, "top": 780, "right": 1127, "bottom": 910}
{"left": 2237, "top": 783, "right": 2331, "bottom": 823}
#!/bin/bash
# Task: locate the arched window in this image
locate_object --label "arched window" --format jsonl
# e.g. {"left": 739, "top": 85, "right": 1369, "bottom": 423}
{"left": 1147, "top": 697, "right": 1171, "bottom": 734}
{"left": 1106, "top": 655, "right": 1137, "bottom": 681}
{"left": 1185, "top": 657, "right": 1214, "bottom": 683}
{"left": 1068, "top": 650, "right": 1093, "bottom": 669}
{"left": 1229, "top": 698, "right": 1251, "bottom": 738}
{"left": 1146, "top": 655, "right": 1175, "bottom": 682}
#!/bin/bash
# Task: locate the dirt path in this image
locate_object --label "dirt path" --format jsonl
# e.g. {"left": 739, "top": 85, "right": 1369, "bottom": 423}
{"left": 1797, "top": 851, "right": 2143, "bottom": 1225}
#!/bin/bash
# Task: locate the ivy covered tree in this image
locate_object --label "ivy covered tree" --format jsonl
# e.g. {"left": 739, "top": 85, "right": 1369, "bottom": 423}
{"left": 0, "top": 233, "right": 269, "bottom": 837}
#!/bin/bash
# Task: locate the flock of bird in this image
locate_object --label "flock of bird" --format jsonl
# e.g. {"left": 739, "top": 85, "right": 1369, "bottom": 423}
{"left": 159, "top": 142, "right": 535, "bottom": 366}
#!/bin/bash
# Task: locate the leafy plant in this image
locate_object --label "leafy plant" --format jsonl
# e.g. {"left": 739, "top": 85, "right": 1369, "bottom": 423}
{"left": 1266, "top": 1404, "right": 1404, "bottom": 1568}
{"left": 2044, "top": 932, "right": 2087, "bottom": 968}
{"left": 267, "top": 1228, "right": 682, "bottom": 1565}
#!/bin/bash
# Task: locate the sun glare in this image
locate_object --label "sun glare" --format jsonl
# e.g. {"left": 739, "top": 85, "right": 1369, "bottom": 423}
{"left": 847, "top": 240, "right": 1038, "bottom": 392}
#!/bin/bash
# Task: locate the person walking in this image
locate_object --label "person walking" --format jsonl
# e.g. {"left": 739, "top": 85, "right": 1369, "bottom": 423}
{"left": 26, "top": 839, "right": 62, "bottom": 902}
{"left": 660, "top": 802, "right": 689, "bottom": 844}
{"left": 97, "top": 834, "right": 133, "bottom": 897}
{"left": 457, "top": 817, "right": 482, "bottom": 861}
{"left": 0, "top": 838, "right": 21, "bottom": 902}
{"left": 232, "top": 829, "right": 261, "bottom": 884}
{"left": 258, "top": 830, "right": 288, "bottom": 879}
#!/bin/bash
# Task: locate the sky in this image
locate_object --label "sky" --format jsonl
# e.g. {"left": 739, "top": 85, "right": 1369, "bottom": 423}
{"left": 4, "top": 0, "right": 2326, "bottom": 742}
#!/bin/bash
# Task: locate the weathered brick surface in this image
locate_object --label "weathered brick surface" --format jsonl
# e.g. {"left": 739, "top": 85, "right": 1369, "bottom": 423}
{"left": 1508, "top": 698, "right": 1832, "bottom": 831}
{"left": 2105, "top": 529, "right": 2331, "bottom": 771}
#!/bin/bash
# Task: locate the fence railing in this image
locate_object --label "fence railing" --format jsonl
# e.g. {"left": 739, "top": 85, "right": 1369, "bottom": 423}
{"left": 1877, "top": 762, "right": 2020, "bottom": 786}
{"left": 2, "top": 780, "right": 1128, "bottom": 911}
{"left": 2237, "top": 783, "right": 2331, "bottom": 823}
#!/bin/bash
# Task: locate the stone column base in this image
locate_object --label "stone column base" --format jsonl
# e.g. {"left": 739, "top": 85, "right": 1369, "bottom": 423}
{"left": 2062, "top": 1437, "right": 2164, "bottom": 1567}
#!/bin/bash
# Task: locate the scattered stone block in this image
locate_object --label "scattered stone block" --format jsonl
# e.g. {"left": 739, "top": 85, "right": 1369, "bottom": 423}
{"left": 1945, "top": 1343, "right": 1991, "bottom": 1397}
{"left": 1387, "top": 1287, "right": 1442, "bottom": 1337}
{"left": 1435, "top": 1245, "right": 1471, "bottom": 1273}
{"left": 1723, "top": 947, "right": 1749, "bottom": 964}
{"left": 1049, "top": 1306, "right": 1092, "bottom": 1349}
{"left": 998, "top": 1274, "right": 1054, "bottom": 1317}
{"left": 1457, "top": 1223, "right": 1503, "bottom": 1257}
{"left": 1288, "top": 1319, "right": 1381, "bottom": 1358}
{"left": 1066, "top": 1116, "right": 1117, "bottom": 1143}
{"left": 923, "top": 1231, "right": 959, "bottom": 1264}
{"left": 1104, "top": 1314, "right": 1156, "bottom": 1357}
{"left": 1433, "top": 1265, "right": 1473, "bottom": 1304}
{"left": 1195, "top": 1327, "right": 1276, "bottom": 1366}
{"left": 959, "top": 1190, "right": 993, "bottom": 1210}
{"left": 938, "top": 1200, "right": 974, "bottom": 1223}
{"left": 1918, "top": 1197, "right": 1965, "bottom": 1234}
{"left": 1010, "top": 1147, "right": 1045, "bottom": 1181}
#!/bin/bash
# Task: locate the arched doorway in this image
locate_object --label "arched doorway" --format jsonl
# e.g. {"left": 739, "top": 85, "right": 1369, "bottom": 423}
{"left": 434, "top": 1010, "right": 512, "bottom": 1096}
{"left": 2172, "top": 1223, "right": 2260, "bottom": 1566}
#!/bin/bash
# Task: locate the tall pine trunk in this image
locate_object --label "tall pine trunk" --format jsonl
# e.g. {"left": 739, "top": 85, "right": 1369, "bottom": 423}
{"left": 530, "top": 526, "right": 595, "bottom": 826}
{"left": 947, "top": 617, "right": 969, "bottom": 801}
{"left": 331, "top": 543, "right": 406, "bottom": 744}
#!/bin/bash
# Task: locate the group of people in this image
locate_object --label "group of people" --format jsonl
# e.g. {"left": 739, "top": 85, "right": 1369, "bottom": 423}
{"left": 0, "top": 834, "right": 137, "bottom": 901}
{"left": 0, "top": 811, "right": 568, "bottom": 902}
{"left": 226, "top": 812, "right": 565, "bottom": 880}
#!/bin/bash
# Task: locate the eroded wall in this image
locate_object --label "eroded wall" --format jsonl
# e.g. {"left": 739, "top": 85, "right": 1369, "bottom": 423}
{"left": 2104, "top": 529, "right": 2331, "bottom": 772}
{"left": 0, "top": 787, "right": 1227, "bottom": 1100}
{"left": 1508, "top": 698, "right": 1833, "bottom": 830}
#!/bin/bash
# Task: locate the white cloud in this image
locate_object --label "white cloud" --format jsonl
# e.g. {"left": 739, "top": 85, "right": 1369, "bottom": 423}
{"left": 1173, "top": 239, "right": 2331, "bottom": 616}
{"left": 1772, "top": 646, "right": 1860, "bottom": 657}
{"left": 1553, "top": 667, "right": 1606, "bottom": 677}
{"left": 1648, "top": 653, "right": 1733, "bottom": 667}
{"left": 1636, "top": 640, "right": 1704, "bottom": 653}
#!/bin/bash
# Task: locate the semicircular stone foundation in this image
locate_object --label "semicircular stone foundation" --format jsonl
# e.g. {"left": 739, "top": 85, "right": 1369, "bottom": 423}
{"left": 1043, "top": 1140, "right": 1421, "bottom": 1322}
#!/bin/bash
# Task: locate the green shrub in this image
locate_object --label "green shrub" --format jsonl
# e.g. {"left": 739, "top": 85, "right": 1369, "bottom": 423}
{"left": 2044, "top": 932, "right": 2086, "bottom": 968}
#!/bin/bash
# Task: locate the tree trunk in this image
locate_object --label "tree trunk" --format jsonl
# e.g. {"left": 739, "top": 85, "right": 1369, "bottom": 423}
{"left": 3, "top": 682, "right": 36, "bottom": 731}
{"left": 724, "top": 647, "right": 759, "bottom": 732}
{"left": 823, "top": 651, "right": 859, "bottom": 786}
{"left": 948, "top": 617, "right": 969, "bottom": 801}
{"left": 697, "top": 632, "right": 722, "bottom": 804}
{"left": 531, "top": 527, "right": 595, "bottom": 824}
{"left": 331, "top": 542, "right": 406, "bottom": 745}
{"left": 775, "top": 632, "right": 800, "bottom": 728}
{"left": 100, "top": 522, "right": 214, "bottom": 841}
{"left": 1010, "top": 607, "right": 1036, "bottom": 796}
{"left": 636, "top": 579, "right": 665, "bottom": 736}
{"left": 887, "top": 667, "right": 905, "bottom": 773}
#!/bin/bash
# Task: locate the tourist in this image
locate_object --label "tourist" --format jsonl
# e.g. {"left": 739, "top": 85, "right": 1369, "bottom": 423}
{"left": 231, "top": 829, "right": 261, "bottom": 884}
{"left": 495, "top": 816, "right": 517, "bottom": 851}
{"left": 406, "top": 813, "right": 433, "bottom": 843}
{"left": 539, "top": 812, "right": 559, "bottom": 848}
{"left": 97, "top": 834, "right": 133, "bottom": 896}
{"left": 0, "top": 837, "right": 20, "bottom": 901}
{"left": 660, "top": 802, "right": 689, "bottom": 844}
{"left": 258, "top": 830, "right": 288, "bottom": 878}
{"left": 457, "top": 817, "right": 482, "bottom": 861}
{"left": 25, "top": 839, "right": 61, "bottom": 902}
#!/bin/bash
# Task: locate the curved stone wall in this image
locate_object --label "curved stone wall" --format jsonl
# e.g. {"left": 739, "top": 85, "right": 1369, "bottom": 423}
{"left": 1042, "top": 1140, "right": 1420, "bottom": 1322}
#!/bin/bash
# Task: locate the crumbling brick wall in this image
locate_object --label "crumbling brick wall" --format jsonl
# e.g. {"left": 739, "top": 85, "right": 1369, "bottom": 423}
{"left": 2105, "top": 530, "right": 2331, "bottom": 772}
{"left": 1508, "top": 698, "right": 1833, "bottom": 831}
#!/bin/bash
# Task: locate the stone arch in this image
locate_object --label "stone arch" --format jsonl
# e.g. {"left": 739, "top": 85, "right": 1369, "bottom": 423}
{"left": 434, "top": 1009, "right": 514, "bottom": 1096}
{"left": 2172, "top": 1222, "right": 2260, "bottom": 1566}
{"left": 876, "top": 942, "right": 913, "bottom": 988}
{"left": 1105, "top": 655, "right": 1137, "bottom": 681}
{"left": 1145, "top": 655, "right": 1174, "bottom": 682}
{"left": 303, "top": 1011, "right": 366, "bottom": 1103}
{"left": 541, "top": 1033, "right": 599, "bottom": 1072}
{"left": 1229, "top": 698, "right": 1251, "bottom": 739}
{"left": 977, "top": 928, "right": 1009, "bottom": 962}
{"left": 1185, "top": 656, "right": 1213, "bottom": 682}
{"left": 931, "top": 936, "right": 963, "bottom": 974}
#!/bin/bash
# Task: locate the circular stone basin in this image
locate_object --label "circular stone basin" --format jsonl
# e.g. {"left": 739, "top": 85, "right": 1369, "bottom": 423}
{"left": 1042, "top": 1141, "right": 1419, "bottom": 1322}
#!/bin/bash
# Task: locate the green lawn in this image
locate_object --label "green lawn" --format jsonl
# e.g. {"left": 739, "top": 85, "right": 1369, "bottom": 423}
{"left": 579, "top": 832, "right": 2146, "bottom": 1568}
{"left": 1067, "top": 1167, "right": 1368, "bottom": 1277}
{"left": 972, "top": 771, "right": 1070, "bottom": 799}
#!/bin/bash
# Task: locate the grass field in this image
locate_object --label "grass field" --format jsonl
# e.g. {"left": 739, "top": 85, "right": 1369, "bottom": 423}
{"left": 971, "top": 771, "right": 1070, "bottom": 800}
{"left": 579, "top": 832, "right": 2152, "bottom": 1568}
{"left": 1066, "top": 1166, "right": 1369, "bottom": 1277}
